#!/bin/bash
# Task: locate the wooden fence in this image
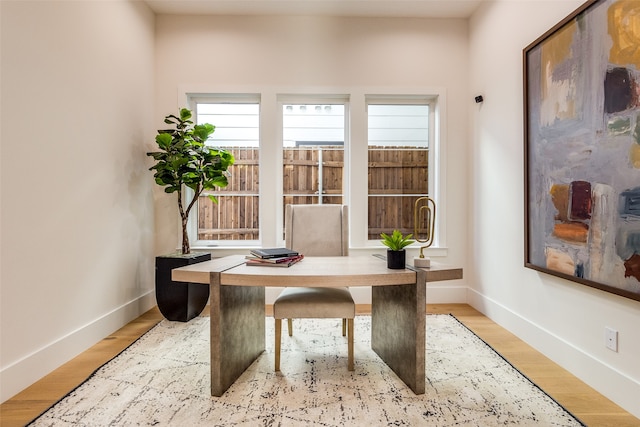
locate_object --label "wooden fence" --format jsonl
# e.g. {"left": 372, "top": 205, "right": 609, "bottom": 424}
{"left": 198, "top": 146, "right": 428, "bottom": 240}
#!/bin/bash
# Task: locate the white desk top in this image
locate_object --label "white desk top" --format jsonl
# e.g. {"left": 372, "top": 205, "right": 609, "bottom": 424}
{"left": 171, "top": 255, "right": 462, "bottom": 287}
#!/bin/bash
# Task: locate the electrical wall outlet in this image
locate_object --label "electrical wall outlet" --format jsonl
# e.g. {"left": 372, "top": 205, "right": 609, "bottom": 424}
{"left": 605, "top": 327, "right": 618, "bottom": 352}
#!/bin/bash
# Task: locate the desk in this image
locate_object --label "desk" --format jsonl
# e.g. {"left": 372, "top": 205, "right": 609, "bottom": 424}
{"left": 172, "top": 255, "right": 462, "bottom": 396}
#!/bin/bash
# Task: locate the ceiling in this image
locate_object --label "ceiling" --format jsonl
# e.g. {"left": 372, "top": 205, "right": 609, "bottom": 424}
{"left": 143, "top": 0, "right": 485, "bottom": 19}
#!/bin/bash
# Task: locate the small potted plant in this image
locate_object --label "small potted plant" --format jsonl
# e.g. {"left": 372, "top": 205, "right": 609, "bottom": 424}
{"left": 147, "top": 108, "right": 235, "bottom": 321}
{"left": 381, "top": 230, "right": 415, "bottom": 269}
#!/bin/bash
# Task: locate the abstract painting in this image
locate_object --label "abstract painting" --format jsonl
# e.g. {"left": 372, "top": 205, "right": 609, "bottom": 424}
{"left": 524, "top": 0, "right": 640, "bottom": 302}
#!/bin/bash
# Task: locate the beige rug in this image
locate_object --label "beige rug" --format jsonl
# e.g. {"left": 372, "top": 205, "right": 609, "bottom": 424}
{"left": 29, "top": 315, "right": 584, "bottom": 426}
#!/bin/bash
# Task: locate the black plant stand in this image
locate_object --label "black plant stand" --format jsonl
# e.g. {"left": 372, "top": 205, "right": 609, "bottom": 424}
{"left": 155, "top": 252, "right": 211, "bottom": 322}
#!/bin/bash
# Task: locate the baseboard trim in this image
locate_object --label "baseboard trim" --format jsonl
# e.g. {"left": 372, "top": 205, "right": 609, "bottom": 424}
{"left": 467, "top": 288, "right": 640, "bottom": 419}
{"left": 0, "top": 291, "right": 156, "bottom": 403}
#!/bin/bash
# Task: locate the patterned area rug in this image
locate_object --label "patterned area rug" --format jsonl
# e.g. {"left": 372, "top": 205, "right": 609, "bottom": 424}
{"left": 29, "top": 315, "right": 584, "bottom": 426}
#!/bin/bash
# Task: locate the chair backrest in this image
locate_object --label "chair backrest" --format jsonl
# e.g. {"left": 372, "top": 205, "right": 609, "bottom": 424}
{"left": 285, "top": 204, "right": 348, "bottom": 256}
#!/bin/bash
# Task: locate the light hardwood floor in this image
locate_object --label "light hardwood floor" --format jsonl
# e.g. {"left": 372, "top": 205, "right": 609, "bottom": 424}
{"left": 1, "top": 304, "right": 638, "bottom": 427}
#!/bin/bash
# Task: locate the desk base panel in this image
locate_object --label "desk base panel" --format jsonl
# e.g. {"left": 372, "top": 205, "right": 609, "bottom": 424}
{"left": 210, "top": 273, "right": 265, "bottom": 396}
{"left": 371, "top": 269, "right": 426, "bottom": 394}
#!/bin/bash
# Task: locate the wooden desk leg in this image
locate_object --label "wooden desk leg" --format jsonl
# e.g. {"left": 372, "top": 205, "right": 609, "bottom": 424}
{"left": 210, "top": 272, "right": 265, "bottom": 396}
{"left": 371, "top": 268, "right": 426, "bottom": 394}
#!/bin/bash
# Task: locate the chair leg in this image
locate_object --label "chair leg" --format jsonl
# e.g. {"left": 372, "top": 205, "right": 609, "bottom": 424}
{"left": 287, "top": 318, "right": 293, "bottom": 336}
{"left": 275, "top": 318, "right": 282, "bottom": 371}
{"left": 342, "top": 318, "right": 346, "bottom": 336}
{"left": 347, "top": 318, "right": 354, "bottom": 371}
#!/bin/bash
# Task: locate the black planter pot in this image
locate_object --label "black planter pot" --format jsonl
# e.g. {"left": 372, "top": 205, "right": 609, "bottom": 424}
{"left": 155, "top": 252, "right": 211, "bottom": 322}
{"left": 386, "top": 249, "right": 406, "bottom": 269}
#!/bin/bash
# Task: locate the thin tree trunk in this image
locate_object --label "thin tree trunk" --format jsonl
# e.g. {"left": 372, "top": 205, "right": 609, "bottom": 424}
{"left": 177, "top": 190, "right": 190, "bottom": 254}
{"left": 181, "top": 216, "right": 190, "bottom": 254}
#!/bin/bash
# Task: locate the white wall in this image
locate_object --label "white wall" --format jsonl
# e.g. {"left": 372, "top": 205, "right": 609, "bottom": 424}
{"left": 154, "top": 14, "right": 471, "bottom": 303}
{"left": 0, "top": 0, "right": 156, "bottom": 402}
{"left": 469, "top": 0, "right": 640, "bottom": 417}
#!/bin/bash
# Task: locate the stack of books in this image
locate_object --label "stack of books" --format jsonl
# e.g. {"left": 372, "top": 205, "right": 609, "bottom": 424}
{"left": 246, "top": 247, "right": 303, "bottom": 267}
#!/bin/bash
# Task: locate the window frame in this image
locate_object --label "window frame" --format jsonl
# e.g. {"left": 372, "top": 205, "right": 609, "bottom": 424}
{"left": 187, "top": 94, "right": 262, "bottom": 248}
{"left": 364, "top": 95, "right": 438, "bottom": 246}
{"left": 181, "top": 88, "right": 447, "bottom": 255}
{"left": 278, "top": 94, "right": 350, "bottom": 238}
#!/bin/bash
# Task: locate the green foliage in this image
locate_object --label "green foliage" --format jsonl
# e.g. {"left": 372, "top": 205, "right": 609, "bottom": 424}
{"left": 380, "top": 230, "right": 414, "bottom": 251}
{"left": 147, "top": 108, "right": 235, "bottom": 254}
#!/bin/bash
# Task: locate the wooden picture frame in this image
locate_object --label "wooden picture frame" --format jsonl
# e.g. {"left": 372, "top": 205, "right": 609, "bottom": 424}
{"left": 524, "top": 0, "right": 640, "bottom": 302}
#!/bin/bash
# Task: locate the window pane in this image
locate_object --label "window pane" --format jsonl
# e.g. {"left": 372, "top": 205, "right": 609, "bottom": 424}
{"left": 198, "top": 103, "right": 260, "bottom": 147}
{"left": 368, "top": 104, "right": 429, "bottom": 240}
{"left": 282, "top": 104, "right": 345, "bottom": 209}
{"left": 196, "top": 103, "right": 260, "bottom": 241}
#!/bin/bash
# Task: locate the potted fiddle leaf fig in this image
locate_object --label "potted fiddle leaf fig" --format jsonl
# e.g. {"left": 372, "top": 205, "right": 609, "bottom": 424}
{"left": 147, "top": 107, "right": 235, "bottom": 321}
{"left": 381, "top": 230, "right": 414, "bottom": 269}
{"left": 148, "top": 107, "right": 234, "bottom": 255}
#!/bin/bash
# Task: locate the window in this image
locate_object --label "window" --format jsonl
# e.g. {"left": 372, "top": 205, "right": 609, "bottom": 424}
{"left": 367, "top": 100, "right": 432, "bottom": 241}
{"left": 187, "top": 91, "right": 440, "bottom": 250}
{"left": 282, "top": 102, "right": 346, "bottom": 207}
{"left": 192, "top": 97, "right": 260, "bottom": 243}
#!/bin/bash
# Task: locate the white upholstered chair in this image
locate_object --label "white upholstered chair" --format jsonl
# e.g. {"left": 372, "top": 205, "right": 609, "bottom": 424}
{"left": 273, "top": 204, "right": 355, "bottom": 371}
